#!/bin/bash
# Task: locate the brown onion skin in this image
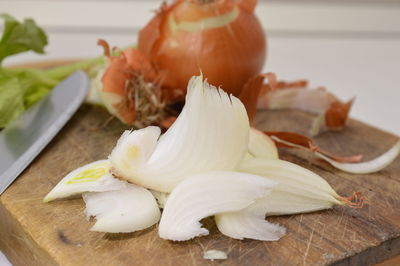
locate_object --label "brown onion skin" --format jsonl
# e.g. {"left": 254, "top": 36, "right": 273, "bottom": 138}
{"left": 138, "top": 0, "right": 266, "bottom": 100}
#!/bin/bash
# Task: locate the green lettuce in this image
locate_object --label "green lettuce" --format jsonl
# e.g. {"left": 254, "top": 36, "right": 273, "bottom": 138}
{"left": 0, "top": 13, "right": 48, "bottom": 64}
{"left": 0, "top": 14, "right": 105, "bottom": 128}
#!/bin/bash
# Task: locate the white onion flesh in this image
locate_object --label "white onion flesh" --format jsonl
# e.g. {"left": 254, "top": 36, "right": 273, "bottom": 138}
{"left": 216, "top": 158, "right": 340, "bottom": 241}
{"left": 248, "top": 128, "right": 278, "bottom": 159}
{"left": 150, "top": 190, "right": 169, "bottom": 209}
{"left": 86, "top": 65, "right": 106, "bottom": 105}
{"left": 110, "top": 76, "right": 250, "bottom": 192}
{"left": 158, "top": 171, "right": 277, "bottom": 241}
{"left": 203, "top": 250, "right": 228, "bottom": 261}
{"left": 215, "top": 203, "right": 286, "bottom": 241}
{"left": 239, "top": 158, "right": 341, "bottom": 203}
{"left": 44, "top": 160, "right": 127, "bottom": 202}
{"left": 215, "top": 190, "right": 333, "bottom": 241}
{"left": 315, "top": 140, "right": 400, "bottom": 174}
{"left": 83, "top": 184, "right": 161, "bottom": 233}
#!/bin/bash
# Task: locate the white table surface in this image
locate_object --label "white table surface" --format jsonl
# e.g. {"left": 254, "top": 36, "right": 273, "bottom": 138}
{"left": 1, "top": 0, "right": 400, "bottom": 265}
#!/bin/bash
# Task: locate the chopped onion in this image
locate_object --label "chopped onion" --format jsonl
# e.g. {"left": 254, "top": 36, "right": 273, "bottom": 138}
{"left": 215, "top": 190, "right": 334, "bottom": 241}
{"left": 158, "top": 171, "right": 277, "bottom": 241}
{"left": 315, "top": 140, "right": 400, "bottom": 174}
{"left": 248, "top": 128, "right": 278, "bottom": 159}
{"left": 150, "top": 190, "right": 169, "bottom": 209}
{"left": 215, "top": 158, "right": 346, "bottom": 241}
{"left": 203, "top": 250, "right": 228, "bottom": 261}
{"left": 240, "top": 158, "right": 341, "bottom": 201}
{"left": 215, "top": 196, "right": 286, "bottom": 241}
{"left": 83, "top": 184, "right": 160, "bottom": 233}
{"left": 44, "top": 160, "right": 127, "bottom": 202}
{"left": 110, "top": 76, "right": 250, "bottom": 192}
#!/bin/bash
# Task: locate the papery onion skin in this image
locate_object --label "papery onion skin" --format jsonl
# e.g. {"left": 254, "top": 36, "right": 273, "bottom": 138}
{"left": 138, "top": 0, "right": 266, "bottom": 99}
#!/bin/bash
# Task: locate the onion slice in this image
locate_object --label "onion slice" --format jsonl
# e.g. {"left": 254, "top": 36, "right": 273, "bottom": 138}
{"left": 248, "top": 128, "right": 278, "bottom": 159}
{"left": 216, "top": 158, "right": 364, "bottom": 241}
{"left": 203, "top": 250, "right": 228, "bottom": 261}
{"left": 239, "top": 158, "right": 343, "bottom": 204}
{"left": 215, "top": 190, "right": 333, "bottom": 241}
{"left": 215, "top": 196, "right": 286, "bottom": 241}
{"left": 83, "top": 184, "right": 161, "bottom": 233}
{"left": 150, "top": 190, "right": 169, "bottom": 209}
{"left": 315, "top": 140, "right": 400, "bottom": 174}
{"left": 158, "top": 171, "right": 277, "bottom": 241}
{"left": 110, "top": 75, "right": 250, "bottom": 192}
{"left": 44, "top": 160, "right": 127, "bottom": 202}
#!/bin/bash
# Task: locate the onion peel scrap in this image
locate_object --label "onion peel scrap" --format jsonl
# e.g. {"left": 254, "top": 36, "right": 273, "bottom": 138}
{"left": 265, "top": 131, "right": 363, "bottom": 163}
{"left": 266, "top": 131, "right": 399, "bottom": 174}
{"left": 260, "top": 81, "right": 354, "bottom": 135}
{"left": 238, "top": 72, "right": 276, "bottom": 125}
{"left": 238, "top": 72, "right": 354, "bottom": 134}
{"left": 97, "top": 39, "right": 165, "bottom": 126}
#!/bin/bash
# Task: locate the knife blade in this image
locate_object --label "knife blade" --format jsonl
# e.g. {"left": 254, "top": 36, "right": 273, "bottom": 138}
{"left": 0, "top": 71, "right": 89, "bottom": 194}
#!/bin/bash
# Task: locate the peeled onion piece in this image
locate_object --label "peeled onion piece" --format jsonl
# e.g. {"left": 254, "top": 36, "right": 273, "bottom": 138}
{"left": 239, "top": 158, "right": 344, "bottom": 204}
{"left": 203, "top": 250, "right": 228, "bottom": 261}
{"left": 83, "top": 184, "right": 161, "bottom": 233}
{"left": 44, "top": 160, "right": 127, "bottom": 202}
{"left": 138, "top": 0, "right": 266, "bottom": 100}
{"left": 110, "top": 75, "right": 250, "bottom": 192}
{"left": 158, "top": 171, "right": 277, "bottom": 241}
{"left": 248, "top": 128, "right": 278, "bottom": 160}
{"left": 215, "top": 195, "right": 286, "bottom": 241}
{"left": 215, "top": 158, "right": 352, "bottom": 241}
{"left": 215, "top": 190, "right": 333, "bottom": 241}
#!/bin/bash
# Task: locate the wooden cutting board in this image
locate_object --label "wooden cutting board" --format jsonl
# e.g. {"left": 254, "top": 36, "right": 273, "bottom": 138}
{"left": 1, "top": 70, "right": 400, "bottom": 266}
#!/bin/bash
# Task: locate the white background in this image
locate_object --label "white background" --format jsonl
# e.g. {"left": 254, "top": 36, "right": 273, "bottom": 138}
{"left": 1, "top": 0, "right": 400, "bottom": 265}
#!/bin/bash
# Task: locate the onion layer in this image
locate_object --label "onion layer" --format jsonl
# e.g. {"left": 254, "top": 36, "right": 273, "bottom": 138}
{"left": 83, "top": 184, "right": 161, "bottom": 233}
{"left": 110, "top": 75, "right": 250, "bottom": 192}
{"left": 248, "top": 128, "right": 278, "bottom": 159}
{"left": 215, "top": 157, "right": 361, "bottom": 241}
{"left": 43, "top": 160, "right": 127, "bottom": 202}
{"left": 158, "top": 171, "right": 277, "bottom": 241}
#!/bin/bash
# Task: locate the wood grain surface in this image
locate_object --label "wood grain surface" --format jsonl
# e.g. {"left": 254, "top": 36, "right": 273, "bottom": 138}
{"left": 0, "top": 103, "right": 399, "bottom": 266}
{"left": 0, "top": 60, "right": 400, "bottom": 266}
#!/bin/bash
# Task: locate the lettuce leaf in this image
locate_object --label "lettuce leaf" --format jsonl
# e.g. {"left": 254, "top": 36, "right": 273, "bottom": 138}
{"left": 0, "top": 14, "right": 106, "bottom": 128}
{"left": 0, "top": 13, "right": 48, "bottom": 64}
{"left": 0, "top": 73, "right": 25, "bottom": 127}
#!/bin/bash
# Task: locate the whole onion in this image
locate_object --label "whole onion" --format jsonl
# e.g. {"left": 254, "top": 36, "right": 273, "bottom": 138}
{"left": 138, "top": 0, "right": 266, "bottom": 100}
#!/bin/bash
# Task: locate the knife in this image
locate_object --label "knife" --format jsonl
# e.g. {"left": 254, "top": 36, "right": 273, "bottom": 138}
{"left": 0, "top": 71, "right": 89, "bottom": 194}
